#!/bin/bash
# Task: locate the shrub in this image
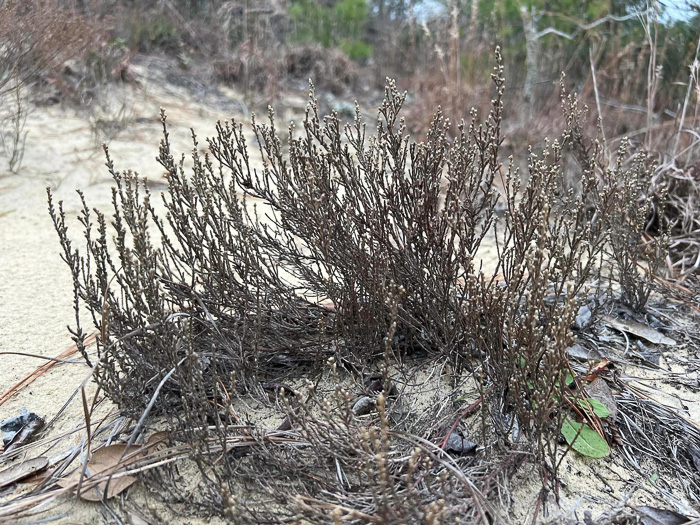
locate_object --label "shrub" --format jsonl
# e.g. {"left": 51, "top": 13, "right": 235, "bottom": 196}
{"left": 128, "top": 18, "right": 181, "bottom": 53}
{"left": 563, "top": 91, "right": 669, "bottom": 312}
{"left": 605, "top": 145, "right": 668, "bottom": 312}
{"left": 0, "top": 0, "right": 108, "bottom": 95}
{"left": 49, "top": 49, "right": 661, "bottom": 520}
{"left": 341, "top": 39, "right": 372, "bottom": 61}
{"left": 0, "top": 80, "right": 28, "bottom": 174}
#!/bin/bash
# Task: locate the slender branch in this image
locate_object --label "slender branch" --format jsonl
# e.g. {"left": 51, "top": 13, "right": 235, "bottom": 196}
{"left": 536, "top": 11, "right": 647, "bottom": 40}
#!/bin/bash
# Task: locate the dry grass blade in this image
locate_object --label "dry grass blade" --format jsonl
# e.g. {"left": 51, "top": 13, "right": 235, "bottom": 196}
{"left": 0, "top": 335, "right": 95, "bottom": 407}
{"left": 0, "top": 457, "right": 49, "bottom": 489}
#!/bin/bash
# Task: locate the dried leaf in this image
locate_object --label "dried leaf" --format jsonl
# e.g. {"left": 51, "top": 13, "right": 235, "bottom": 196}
{"left": 2, "top": 410, "right": 45, "bottom": 454}
{"left": 1, "top": 409, "right": 40, "bottom": 446}
{"left": 603, "top": 315, "right": 677, "bottom": 346}
{"left": 77, "top": 474, "right": 138, "bottom": 502}
{"left": 89, "top": 443, "right": 142, "bottom": 471}
{"left": 634, "top": 505, "right": 690, "bottom": 525}
{"left": 145, "top": 431, "right": 169, "bottom": 451}
{"left": 561, "top": 419, "right": 610, "bottom": 458}
{"left": 566, "top": 344, "right": 602, "bottom": 362}
{"left": 0, "top": 456, "right": 49, "bottom": 488}
{"left": 352, "top": 396, "right": 374, "bottom": 415}
{"left": 634, "top": 348, "right": 661, "bottom": 366}
{"left": 56, "top": 443, "right": 143, "bottom": 501}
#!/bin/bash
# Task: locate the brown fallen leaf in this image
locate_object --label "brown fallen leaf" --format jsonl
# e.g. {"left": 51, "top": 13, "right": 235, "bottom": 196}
{"left": 78, "top": 473, "right": 138, "bottom": 502}
{"left": 57, "top": 443, "right": 143, "bottom": 501}
{"left": 0, "top": 456, "right": 49, "bottom": 488}
{"left": 603, "top": 315, "right": 677, "bottom": 346}
{"left": 566, "top": 344, "right": 603, "bottom": 362}
{"left": 634, "top": 505, "right": 690, "bottom": 525}
{"left": 145, "top": 431, "right": 169, "bottom": 451}
{"left": 88, "top": 443, "right": 144, "bottom": 470}
{"left": 585, "top": 378, "right": 618, "bottom": 421}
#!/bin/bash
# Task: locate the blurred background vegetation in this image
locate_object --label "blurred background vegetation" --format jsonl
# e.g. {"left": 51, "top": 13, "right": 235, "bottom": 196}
{"left": 2, "top": 0, "right": 700, "bottom": 155}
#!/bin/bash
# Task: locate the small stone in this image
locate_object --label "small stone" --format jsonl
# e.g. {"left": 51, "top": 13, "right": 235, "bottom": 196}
{"left": 352, "top": 396, "right": 374, "bottom": 415}
{"left": 444, "top": 433, "right": 477, "bottom": 455}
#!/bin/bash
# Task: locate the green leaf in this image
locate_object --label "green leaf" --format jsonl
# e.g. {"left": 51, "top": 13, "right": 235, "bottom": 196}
{"left": 577, "top": 398, "right": 610, "bottom": 418}
{"left": 555, "top": 372, "right": 575, "bottom": 389}
{"left": 561, "top": 418, "right": 610, "bottom": 458}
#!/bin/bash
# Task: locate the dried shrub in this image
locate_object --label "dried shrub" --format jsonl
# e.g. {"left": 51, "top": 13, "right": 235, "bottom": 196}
{"left": 649, "top": 162, "right": 700, "bottom": 279}
{"left": 213, "top": 42, "right": 283, "bottom": 97}
{"left": 48, "top": 141, "right": 328, "bottom": 412}
{"left": 214, "top": 42, "right": 359, "bottom": 101}
{"left": 48, "top": 57, "right": 501, "bottom": 411}
{"left": 0, "top": 79, "right": 28, "bottom": 174}
{"left": 49, "top": 49, "right": 667, "bottom": 521}
{"left": 0, "top": 1, "right": 109, "bottom": 95}
{"left": 564, "top": 90, "right": 668, "bottom": 312}
{"left": 283, "top": 44, "right": 358, "bottom": 93}
{"left": 462, "top": 76, "right": 623, "bottom": 496}
{"left": 205, "top": 69, "right": 503, "bottom": 367}
{"left": 605, "top": 145, "right": 668, "bottom": 312}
